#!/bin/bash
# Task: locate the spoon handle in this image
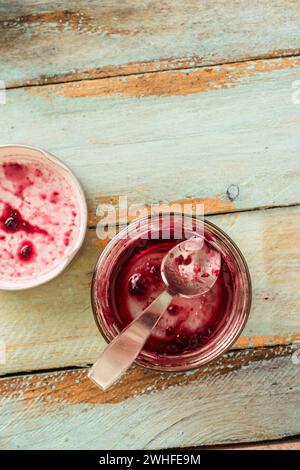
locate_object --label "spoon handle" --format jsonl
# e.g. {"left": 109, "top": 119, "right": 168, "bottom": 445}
{"left": 88, "top": 290, "right": 172, "bottom": 390}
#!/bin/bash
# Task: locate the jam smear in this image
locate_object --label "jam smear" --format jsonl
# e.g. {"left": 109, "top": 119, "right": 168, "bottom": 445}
{"left": 50, "top": 191, "right": 60, "bottom": 204}
{"left": 63, "top": 229, "right": 73, "bottom": 247}
{"left": 128, "top": 260, "right": 163, "bottom": 297}
{"left": 167, "top": 305, "right": 179, "bottom": 315}
{"left": 149, "top": 263, "right": 160, "bottom": 275}
{"left": 128, "top": 273, "right": 148, "bottom": 296}
{"left": 17, "top": 241, "right": 36, "bottom": 263}
{"left": 166, "top": 326, "right": 175, "bottom": 336}
{"left": 175, "top": 254, "right": 192, "bottom": 266}
{"left": 0, "top": 203, "right": 49, "bottom": 236}
{"left": 35, "top": 169, "right": 43, "bottom": 177}
{"left": 3, "top": 162, "right": 33, "bottom": 198}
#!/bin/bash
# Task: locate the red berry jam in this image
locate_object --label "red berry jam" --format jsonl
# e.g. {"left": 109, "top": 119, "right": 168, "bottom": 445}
{"left": 17, "top": 241, "right": 36, "bottom": 263}
{"left": 109, "top": 239, "right": 232, "bottom": 355}
{"left": 0, "top": 203, "right": 49, "bottom": 236}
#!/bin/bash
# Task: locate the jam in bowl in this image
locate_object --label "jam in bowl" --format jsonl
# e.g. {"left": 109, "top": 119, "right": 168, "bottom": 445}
{"left": 0, "top": 145, "right": 87, "bottom": 290}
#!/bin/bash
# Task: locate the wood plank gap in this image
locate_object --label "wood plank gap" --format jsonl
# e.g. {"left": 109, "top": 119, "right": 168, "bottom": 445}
{"left": 204, "top": 201, "right": 300, "bottom": 218}
{"left": 0, "top": 343, "right": 295, "bottom": 382}
{"left": 195, "top": 434, "right": 300, "bottom": 450}
{"left": 0, "top": 364, "right": 88, "bottom": 381}
{"left": 89, "top": 201, "right": 300, "bottom": 230}
{"left": 5, "top": 51, "right": 300, "bottom": 92}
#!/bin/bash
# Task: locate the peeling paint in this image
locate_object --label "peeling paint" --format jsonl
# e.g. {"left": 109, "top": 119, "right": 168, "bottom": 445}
{"left": 235, "top": 334, "right": 300, "bottom": 350}
{"left": 1, "top": 10, "right": 138, "bottom": 36}
{"left": 27, "top": 56, "right": 300, "bottom": 99}
{"left": 0, "top": 345, "right": 293, "bottom": 407}
{"left": 90, "top": 195, "right": 235, "bottom": 229}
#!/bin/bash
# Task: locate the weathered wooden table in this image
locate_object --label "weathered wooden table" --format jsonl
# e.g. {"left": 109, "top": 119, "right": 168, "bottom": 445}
{"left": 1, "top": 1, "right": 300, "bottom": 450}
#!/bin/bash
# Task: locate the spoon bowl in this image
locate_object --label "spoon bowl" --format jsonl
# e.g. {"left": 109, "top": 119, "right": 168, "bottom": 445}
{"left": 162, "top": 237, "right": 221, "bottom": 297}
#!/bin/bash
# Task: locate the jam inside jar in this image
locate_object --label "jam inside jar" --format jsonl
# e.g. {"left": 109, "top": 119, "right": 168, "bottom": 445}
{"left": 92, "top": 214, "right": 251, "bottom": 372}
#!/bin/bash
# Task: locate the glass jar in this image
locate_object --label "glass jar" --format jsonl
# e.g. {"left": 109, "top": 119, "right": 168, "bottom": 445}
{"left": 91, "top": 214, "right": 251, "bottom": 372}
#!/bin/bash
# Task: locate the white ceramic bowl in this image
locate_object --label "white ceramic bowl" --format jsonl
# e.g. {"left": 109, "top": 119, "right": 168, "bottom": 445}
{"left": 0, "top": 144, "right": 87, "bottom": 290}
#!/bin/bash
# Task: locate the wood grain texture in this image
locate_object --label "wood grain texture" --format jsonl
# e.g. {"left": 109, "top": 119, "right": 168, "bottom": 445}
{"left": 1, "top": 205, "right": 300, "bottom": 376}
{"left": 0, "top": 345, "right": 299, "bottom": 449}
{"left": 1, "top": 1, "right": 300, "bottom": 87}
{"left": 1, "top": 2, "right": 300, "bottom": 449}
{"left": 1, "top": 56, "right": 300, "bottom": 217}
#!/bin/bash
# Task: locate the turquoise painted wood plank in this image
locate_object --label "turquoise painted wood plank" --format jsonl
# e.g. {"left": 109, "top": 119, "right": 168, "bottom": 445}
{"left": 1, "top": 1, "right": 300, "bottom": 87}
{"left": 0, "top": 346, "right": 299, "bottom": 449}
{"left": 0, "top": 205, "right": 299, "bottom": 376}
{"left": 214, "top": 437, "right": 300, "bottom": 450}
{"left": 1, "top": 57, "right": 300, "bottom": 216}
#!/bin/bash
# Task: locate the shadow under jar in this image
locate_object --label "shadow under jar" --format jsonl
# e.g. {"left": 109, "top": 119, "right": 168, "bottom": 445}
{"left": 91, "top": 214, "right": 252, "bottom": 372}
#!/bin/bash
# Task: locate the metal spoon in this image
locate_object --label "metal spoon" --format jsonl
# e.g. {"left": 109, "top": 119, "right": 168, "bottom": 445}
{"left": 88, "top": 237, "right": 221, "bottom": 390}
